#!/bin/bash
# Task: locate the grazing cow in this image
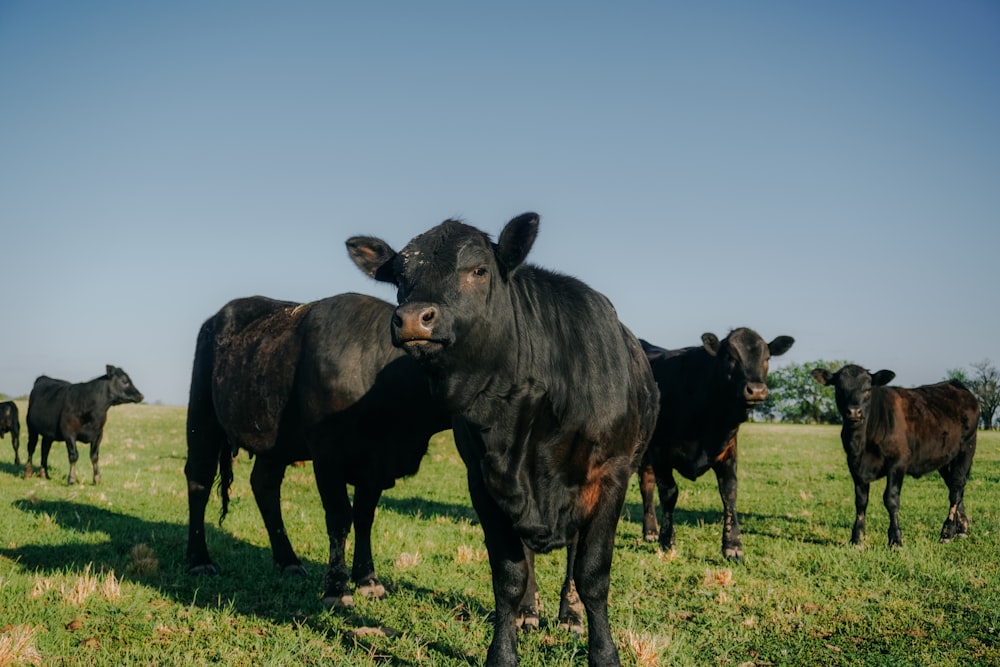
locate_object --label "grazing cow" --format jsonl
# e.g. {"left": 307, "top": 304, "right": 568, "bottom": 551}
{"left": 25, "top": 366, "right": 144, "bottom": 484}
{"left": 638, "top": 329, "right": 794, "bottom": 560}
{"left": 1, "top": 401, "right": 20, "bottom": 464}
{"left": 811, "top": 365, "right": 978, "bottom": 547}
{"left": 185, "top": 293, "right": 450, "bottom": 608}
{"left": 348, "top": 213, "right": 659, "bottom": 667}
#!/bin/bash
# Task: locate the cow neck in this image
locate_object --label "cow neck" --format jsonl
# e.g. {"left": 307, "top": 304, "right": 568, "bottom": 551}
{"left": 839, "top": 420, "right": 867, "bottom": 464}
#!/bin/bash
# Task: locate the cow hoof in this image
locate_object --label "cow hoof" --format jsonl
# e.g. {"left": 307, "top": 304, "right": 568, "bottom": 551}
{"left": 356, "top": 580, "right": 386, "bottom": 600}
{"left": 723, "top": 547, "right": 743, "bottom": 561}
{"left": 322, "top": 593, "right": 355, "bottom": 610}
{"left": 189, "top": 564, "right": 218, "bottom": 576}
{"left": 282, "top": 564, "right": 308, "bottom": 577}
{"left": 558, "top": 618, "right": 585, "bottom": 636}
{"left": 643, "top": 530, "right": 658, "bottom": 542}
{"left": 515, "top": 609, "right": 540, "bottom": 632}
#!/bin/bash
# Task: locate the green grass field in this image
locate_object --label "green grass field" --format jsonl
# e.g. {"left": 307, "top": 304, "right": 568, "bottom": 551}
{"left": 1, "top": 402, "right": 998, "bottom": 666}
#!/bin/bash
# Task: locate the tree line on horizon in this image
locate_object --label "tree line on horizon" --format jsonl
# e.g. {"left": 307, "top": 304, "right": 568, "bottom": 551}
{"left": 755, "top": 358, "right": 1000, "bottom": 430}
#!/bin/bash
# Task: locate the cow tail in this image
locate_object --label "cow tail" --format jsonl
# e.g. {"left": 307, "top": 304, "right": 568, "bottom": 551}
{"left": 218, "top": 444, "right": 234, "bottom": 524}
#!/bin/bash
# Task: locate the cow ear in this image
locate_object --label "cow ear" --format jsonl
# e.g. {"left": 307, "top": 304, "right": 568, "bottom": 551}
{"left": 640, "top": 339, "right": 668, "bottom": 362}
{"left": 106, "top": 364, "right": 116, "bottom": 377}
{"left": 346, "top": 236, "right": 400, "bottom": 284}
{"left": 496, "top": 212, "right": 539, "bottom": 274}
{"left": 701, "top": 333, "right": 721, "bottom": 356}
{"left": 769, "top": 335, "right": 795, "bottom": 357}
{"left": 872, "top": 369, "right": 895, "bottom": 386}
{"left": 811, "top": 368, "right": 833, "bottom": 386}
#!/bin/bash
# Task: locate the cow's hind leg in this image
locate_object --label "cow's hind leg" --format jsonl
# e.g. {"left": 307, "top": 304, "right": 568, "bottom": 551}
{"left": 24, "top": 430, "right": 38, "bottom": 478}
{"left": 883, "top": 468, "right": 904, "bottom": 548}
{"left": 311, "top": 457, "right": 355, "bottom": 609}
{"left": 89, "top": 435, "right": 103, "bottom": 484}
{"left": 639, "top": 462, "right": 659, "bottom": 541}
{"left": 655, "top": 470, "right": 679, "bottom": 552}
{"left": 250, "top": 457, "right": 306, "bottom": 575}
{"left": 11, "top": 428, "right": 20, "bottom": 466}
{"left": 940, "top": 446, "right": 975, "bottom": 542}
{"left": 557, "top": 535, "right": 585, "bottom": 635}
{"left": 39, "top": 437, "right": 54, "bottom": 480}
{"left": 349, "top": 483, "right": 386, "bottom": 599}
{"left": 515, "top": 547, "right": 540, "bottom": 631}
{"left": 64, "top": 436, "right": 80, "bottom": 485}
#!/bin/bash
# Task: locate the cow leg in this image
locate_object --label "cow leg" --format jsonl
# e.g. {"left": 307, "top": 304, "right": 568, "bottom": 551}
{"left": 350, "top": 483, "right": 387, "bottom": 599}
{"left": 24, "top": 430, "right": 38, "bottom": 478}
{"left": 311, "top": 458, "right": 355, "bottom": 609}
{"left": 639, "top": 462, "right": 659, "bottom": 542}
{"left": 655, "top": 470, "right": 679, "bottom": 552}
{"left": 850, "top": 473, "right": 869, "bottom": 545}
{"left": 185, "top": 439, "right": 220, "bottom": 576}
{"left": 250, "top": 457, "right": 305, "bottom": 575}
{"left": 572, "top": 482, "right": 627, "bottom": 667}
{"left": 64, "top": 436, "right": 80, "bottom": 485}
{"left": 515, "top": 546, "right": 540, "bottom": 631}
{"left": 939, "top": 449, "right": 974, "bottom": 541}
{"left": 883, "top": 468, "right": 904, "bottom": 548}
{"left": 557, "top": 535, "right": 585, "bottom": 635}
{"left": 89, "top": 434, "right": 103, "bottom": 484}
{"left": 11, "top": 429, "right": 20, "bottom": 466}
{"left": 713, "top": 437, "right": 742, "bottom": 560}
{"left": 39, "top": 437, "right": 54, "bottom": 480}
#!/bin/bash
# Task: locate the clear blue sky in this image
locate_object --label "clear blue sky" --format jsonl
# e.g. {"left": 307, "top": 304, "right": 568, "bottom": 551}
{"left": 1, "top": 2, "right": 998, "bottom": 406}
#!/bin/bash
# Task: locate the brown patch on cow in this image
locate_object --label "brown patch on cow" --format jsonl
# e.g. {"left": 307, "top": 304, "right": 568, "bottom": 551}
{"left": 715, "top": 437, "right": 737, "bottom": 463}
{"left": 579, "top": 462, "right": 611, "bottom": 519}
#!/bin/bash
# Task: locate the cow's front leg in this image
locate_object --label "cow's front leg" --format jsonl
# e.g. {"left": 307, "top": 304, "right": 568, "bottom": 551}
{"left": 713, "top": 437, "right": 742, "bottom": 560}
{"left": 639, "top": 461, "right": 659, "bottom": 541}
{"left": 24, "top": 431, "right": 39, "bottom": 478}
{"left": 884, "top": 469, "right": 904, "bottom": 548}
{"left": 311, "top": 458, "right": 354, "bottom": 609}
{"left": 250, "top": 457, "right": 305, "bottom": 575}
{"left": 655, "top": 470, "right": 679, "bottom": 552}
{"left": 350, "top": 483, "right": 386, "bottom": 600}
{"left": 573, "top": 478, "right": 627, "bottom": 667}
{"left": 850, "top": 473, "right": 869, "bottom": 545}
{"left": 11, "top": 431, "right": 20, "bottom": 466}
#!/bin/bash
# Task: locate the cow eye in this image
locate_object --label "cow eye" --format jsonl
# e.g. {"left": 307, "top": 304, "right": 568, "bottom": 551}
{"left": 473, "top": 267, "right": 488, "bottom": 278}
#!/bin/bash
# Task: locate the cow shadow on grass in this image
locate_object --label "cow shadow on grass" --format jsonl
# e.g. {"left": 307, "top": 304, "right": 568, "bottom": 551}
{"left": 0, "top": 460, "right": 24, "bottom": 478}
{"left": 1, "top": 498, "right": 491, "bottom": 665}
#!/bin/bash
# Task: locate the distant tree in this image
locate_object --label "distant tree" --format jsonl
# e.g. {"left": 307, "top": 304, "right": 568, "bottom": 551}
{"left": 756, "top": 360, "right": 853, "bottom": 424}
{"left": 948, "top": 360, "right": 1000, "bottom": 430}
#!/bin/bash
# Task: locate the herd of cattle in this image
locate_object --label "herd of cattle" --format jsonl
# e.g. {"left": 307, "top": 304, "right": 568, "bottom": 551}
{"left": 0, "top": 213, "right": 981, "bottom": 666}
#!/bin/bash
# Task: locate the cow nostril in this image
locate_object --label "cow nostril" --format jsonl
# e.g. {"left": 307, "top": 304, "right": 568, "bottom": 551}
{"left": 420, "top": 307, "right": 436, "bottom": 325}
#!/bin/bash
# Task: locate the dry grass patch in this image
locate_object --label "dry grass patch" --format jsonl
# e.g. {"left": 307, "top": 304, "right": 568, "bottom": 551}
{"left": 0, "top": 625, "right": 42, "bottom": 666}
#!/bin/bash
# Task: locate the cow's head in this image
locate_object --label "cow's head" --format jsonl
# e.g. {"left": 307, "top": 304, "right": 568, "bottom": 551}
{"left": 811, "top": 364, "right": 894, "bottom": 424}
{"left": 347, "top": 213, "right": 538, "bottom": 365}
{"left": 106, "top": 365, "right": 144, "bottom": 405}
{"left": 702, "top": 328, "right": 794, "bottom": 407}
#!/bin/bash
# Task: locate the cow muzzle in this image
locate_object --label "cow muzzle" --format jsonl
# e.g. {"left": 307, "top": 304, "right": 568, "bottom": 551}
{"left": 743, "top": 382, "right": 768, "bottom": 406}
{"left": 846, "top": 406, "right": 864, "bottom": 422}
{"left": 392, "top": 303, "right": 447, "bottom": 351}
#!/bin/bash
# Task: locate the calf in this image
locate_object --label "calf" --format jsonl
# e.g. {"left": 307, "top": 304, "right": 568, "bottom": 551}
{"left": 25, "top": 366, "right": 143, "bottom": 484}
{"left": 0, "top": 401, "right": 20, "bottom": 464}
{"left": 348, "top": 213, "right": 659, "bottom": 667}
{"left": 811, "top": 365, "right": 978, "bottom": 547}
{"left": 185, "top": 293, "right": 450, "bottom": 608}
{"left": 639, "top": 329, "right": 793, "bottom": 559}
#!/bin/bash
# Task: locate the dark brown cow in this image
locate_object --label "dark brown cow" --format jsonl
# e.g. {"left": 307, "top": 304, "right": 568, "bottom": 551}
{"left": 0, "top": 401, "right": 19, "bottom": 464}
{"left": 25, "top": 366, "right": 144, "bottom": 484}
{"left": 638, "top": 328, "right": 793, "bottom": 560}
{"left": 811, "top": 364, "right": 979, "bottom": 547}
{"left": 348, "top": 213, "right": 659, "bottom": 667}
{"left": 185, "top": 293, "right": 450, "bottom": 608}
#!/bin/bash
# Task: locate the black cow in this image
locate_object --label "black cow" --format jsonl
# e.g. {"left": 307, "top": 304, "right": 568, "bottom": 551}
{"left": 811, "top": 365, "right": 978, "bottom": 547}
{"left": 25, "top": 366, "right": 143, "bottom": 484}
{"left": 638, "top": 329, "right": 794, "bottom": 560}
{"left": 0, "top": 401, "right": 20, "bottom": 464}
{"left": 185, "top": 293, "right": 450, "bottom": 608}
{"left": 348, "top": 213, "right": 659, "bottom": 667}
